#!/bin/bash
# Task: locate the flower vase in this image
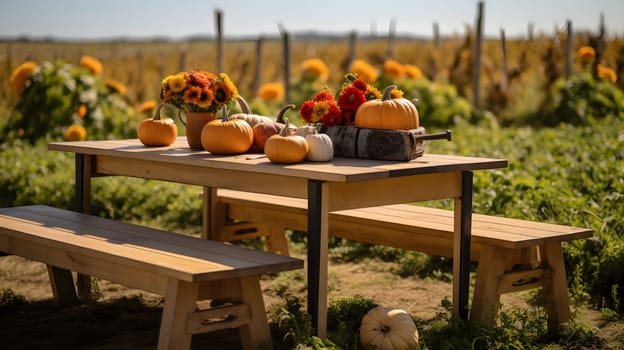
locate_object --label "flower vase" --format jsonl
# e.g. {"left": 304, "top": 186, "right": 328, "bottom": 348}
{"left": 180, "top": 111, "right": 216, "bottom": 149}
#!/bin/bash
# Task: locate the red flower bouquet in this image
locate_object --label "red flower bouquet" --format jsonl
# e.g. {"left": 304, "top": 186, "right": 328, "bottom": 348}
{"left": 299, "top": 74, "right": 381, "bottom": 126}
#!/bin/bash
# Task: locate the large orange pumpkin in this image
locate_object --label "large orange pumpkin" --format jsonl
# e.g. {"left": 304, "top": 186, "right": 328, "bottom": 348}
{"left": 200, "top": 106, "right": 253, "bottom": 154}
{"left": 355, "top": 85, "right": 420, "bottom": 130}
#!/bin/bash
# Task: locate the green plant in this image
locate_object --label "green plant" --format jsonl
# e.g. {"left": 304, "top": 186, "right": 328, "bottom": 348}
{"left": 3, "top": 58, "right": 139, "bottom": 144}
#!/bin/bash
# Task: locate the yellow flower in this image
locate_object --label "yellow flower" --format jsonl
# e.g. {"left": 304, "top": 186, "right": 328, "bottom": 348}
{"left": 405, "top": 64, "right": 423, "bottom": 80}
{"left": 349, "top": 59, "right": 378, "bottom": 83}
{"left": 9, "top": 61, "right": 38, "bottom": 95}
{"left": 576, "top": 46, "right": 596, "bottom": 65}
{"left": 301, "top": 58, "right": 330, "bottom": 82}
{"left": 138, "top": 100, "right": 157, "bottom": 113}
{"left": 167, "top": 73, "right": 187, "bottom": 93}
{"left": 366, "top": 85, "right": 381, "bottom": 99}
{"left": 77, "top": 104, "right": 87, "bottom": 118}
{"left": 80, "top": 55, "right": 103, "bottom": 75}
{"left": 383, "top": 59, "right": 406, "bottom": 79}
{"left": 258, "top": 82, "right": 285, "bottom": 102}
{"left": 105, "top": 78, "right": 127, "bottom": 95}
{"left": 220, "top": 73, "right": 239, "bottom": 99}
{"left": 65, "top": 124, "right": 87, "bottom": 141}
{"left": 390, "top": 88, "right": 404, "bottom": 99}
{"left": 597, "top": 64, "right": 617, "bottom": 84}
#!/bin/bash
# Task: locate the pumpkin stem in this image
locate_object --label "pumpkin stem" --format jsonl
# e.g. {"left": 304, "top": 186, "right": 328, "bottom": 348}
{"left": 276, "top": 104, "right": 296, "bottom": 124}
{"left": 279, "top": 118, "right": 291, "bottom": 137}
{"left": 220, "top": 105, "right": 229, "bottom": 121}
{"left": 236, "top": 96, "right": 251, "bottom": 114}
{"left": 382, "top": 85, "right": 397, "bottom": 101}
{"left": 153, "top": 103, "right": 166, "bottom": 121}
{"left": 379, "top": 324, "right": 391, "bottom": 333}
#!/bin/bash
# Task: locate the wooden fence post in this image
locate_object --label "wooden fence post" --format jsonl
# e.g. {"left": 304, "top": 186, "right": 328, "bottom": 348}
{"left": 252, "top": 36, "right": 264, "bottom": 96}
{"left": 215, "top": 9, "right": 223, "bottom": 72}
{"left": 387, "top": 18, "right": 397, "bottom": 59}
{"left": 279, "top": 25, "right": 291, "bottom": 102}
{"left": 565, "top": 20, "right": 573, "bottom": 78}
{"left": 344, "top": 31, "right": 357, "bottom": 74}
{"left": 500, "top": 28, "right": 508, "bottom": 92}
{"left": 472, "top": 0, "right": 484, "bottom": 108}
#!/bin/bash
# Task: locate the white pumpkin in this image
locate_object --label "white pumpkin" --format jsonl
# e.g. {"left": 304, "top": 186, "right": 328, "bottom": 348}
{"left": 360, "top": 306, "right": 419, "bottom": 350}
{"left": 305, "top": 130, "right": 333, "bottom": 162}
{"left": 295, "top": 125, "right": 318, "bottom": 137}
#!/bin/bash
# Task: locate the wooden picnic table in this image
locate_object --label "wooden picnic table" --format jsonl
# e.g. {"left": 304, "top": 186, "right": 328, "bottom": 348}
{"left": 49, "top": 137, "right": 508, "bottom": 338}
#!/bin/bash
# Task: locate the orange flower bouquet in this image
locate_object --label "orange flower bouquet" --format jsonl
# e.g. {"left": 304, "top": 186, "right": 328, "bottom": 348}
{"left": 160, "top": 70, "right": 239, "bottom": 113}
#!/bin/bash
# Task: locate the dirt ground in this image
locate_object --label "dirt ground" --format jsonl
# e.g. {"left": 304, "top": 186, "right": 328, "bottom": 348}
{"left": 1, "top": 254, "right": 622, "bottom": 349}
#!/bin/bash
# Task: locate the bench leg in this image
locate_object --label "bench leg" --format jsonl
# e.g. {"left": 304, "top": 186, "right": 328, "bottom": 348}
{"left": 232, "top": 276, "right": 272, "bottom": 350}
{"left": 470, "top": 246, "right": 509, "bottom": 326}
{"left": 540, "top": 242, "right": 571, "bottom": 330}
{"left": 46, "top": 265, "right": 79, "bottom": 306}
{"left": 158, "top": 278, "right": 199, "bottom": 350}
{"left": 266, "top": 226, "right": 290, "bottom": 256}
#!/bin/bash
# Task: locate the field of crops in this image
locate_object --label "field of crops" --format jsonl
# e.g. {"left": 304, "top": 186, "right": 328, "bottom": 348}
{"left": 0, "top": 30, "right": 623, "bottom": 348}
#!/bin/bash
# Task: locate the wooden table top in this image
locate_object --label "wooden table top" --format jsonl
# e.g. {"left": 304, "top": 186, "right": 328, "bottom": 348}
{"left": 49, "top": 138, "right": 508, "bottom": 183}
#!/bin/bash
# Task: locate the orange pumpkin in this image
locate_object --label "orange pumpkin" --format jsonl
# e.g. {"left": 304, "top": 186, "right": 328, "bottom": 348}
{"left": 137, "top": 103, "right": 178, "bottom": 146}
{"left": 200, "top": 106, "right": 253, "bottom": 154}
{"left": 355, "top": 85, "right": 420, "bottom": 130}
{"left": 264, "top": 118, "right": 309, "bottom": 164}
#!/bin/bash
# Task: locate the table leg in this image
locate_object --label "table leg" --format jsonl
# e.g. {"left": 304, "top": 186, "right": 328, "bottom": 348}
{"left": 75, "top": 154, "right": 92, "bottom": 301}
{"left": 307, "top": 180, "right": 329, "bottom": 338}
{"left": 454, "top": 171, "right": 473, "bottom": 319}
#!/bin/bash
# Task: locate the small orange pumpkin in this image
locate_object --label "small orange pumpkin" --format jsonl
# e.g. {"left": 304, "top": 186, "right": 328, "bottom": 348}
{"left": 200, "top": 106, "right": 253, "bottom": 154}
{"left": 137, "top": 103, "right": 178, "bottom": 146}
{"left": 355, "top": 85, "right": 420, "bottom": 130}
{"left": 264, "top": 118, "right": 309, "bottom": 164}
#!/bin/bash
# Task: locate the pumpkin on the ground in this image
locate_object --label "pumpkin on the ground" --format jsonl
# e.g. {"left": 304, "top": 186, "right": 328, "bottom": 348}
{"left": 138, "top": 103, "right": 178, "bottom": 146}
{"left": 200, "top": 106, "right": 253, "bottom": 154}
{"left": 355, "top": 85, "right": 420, "bottom": 130}
{"left": 360, "top": 306, "right": 419, "bottom": 350}
{"left": 264, "top": 118, "right": 308, "bottom": 164}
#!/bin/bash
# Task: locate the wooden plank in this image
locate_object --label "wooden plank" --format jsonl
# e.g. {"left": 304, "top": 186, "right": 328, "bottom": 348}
{"left": 218, "top": 190, "right": 593, "bottom": 249}
{"left": 48, "top": 138, "right": 508, "bottom": 183}
{"left": 158, "top": 278, "right": 198, "bottom": 350}
{"left": 0, "top": 206, "right": 303, "bottom": 282}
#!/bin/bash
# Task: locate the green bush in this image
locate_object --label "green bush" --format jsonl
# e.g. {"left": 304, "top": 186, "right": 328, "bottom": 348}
{"left": 3, "top": 58, "right": 139, "bottom": 144}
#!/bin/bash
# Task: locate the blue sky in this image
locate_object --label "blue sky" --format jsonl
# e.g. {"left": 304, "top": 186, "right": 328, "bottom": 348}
{"left": 1, "top": 0, "right": 622, "bottom": 40}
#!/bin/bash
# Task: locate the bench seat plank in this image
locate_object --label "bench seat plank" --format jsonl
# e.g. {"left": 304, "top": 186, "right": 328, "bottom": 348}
{"left": 0, "top": 205, "right": 302, "bottom": 284}
{"left": 218, "top": 189, "right": 593, "bottom": 251}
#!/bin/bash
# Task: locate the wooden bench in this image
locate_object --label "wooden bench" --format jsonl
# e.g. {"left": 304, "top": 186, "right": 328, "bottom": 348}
{"left": 214, "top": 189, "right": 593, "bottom": 329}
{"left": 0, "top": 205, "right": 303, "bottom": 350}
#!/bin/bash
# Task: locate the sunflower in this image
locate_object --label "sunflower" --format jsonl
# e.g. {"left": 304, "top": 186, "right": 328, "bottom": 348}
{"left": 80, "top": 55, "right": 103, "bottom": 75}
{"left": 301, "top": 58, "right": 330, "bottom": 82}
{"left": 65, "top": 124, "right": 87, "bottom": 141}
{"left": 597, "top": 64, "right": 617, "bottom": 84}
{"left": 77, "top": 104, "right": 87, "bottom": 118}
{"left": 405, "top": 64, "right": 423, "bottom": 80}
{"left": 167, "top": 73, "right": 187, "bottom": 93}
{"left": 219, "top": 73, "right": 239, "bottom": 99}
{"left": 349, "top": 59, "right": 378, "bottom": 83}
{"left": 9, "top": 61, "right": 38, "bottom": 95}
{"left": 258, "top": 82, "right": 285, "bottom": 102}
{"left": 383, "top": 59, "right": 406, "bottom": 80}
{"left": 105, "top": 78, "right": 127, "bottom": 95}
{"left": 138, "top": 100, "right": 157, "bottom": 113}
{"left": 576, "top": 46, "right": 596, "bottom": 65}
